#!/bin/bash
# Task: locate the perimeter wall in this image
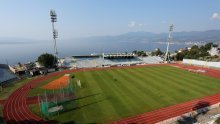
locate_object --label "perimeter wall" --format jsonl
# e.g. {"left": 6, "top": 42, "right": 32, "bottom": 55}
{"left": 182, "top": 59, "right": 220, "bottom": 68}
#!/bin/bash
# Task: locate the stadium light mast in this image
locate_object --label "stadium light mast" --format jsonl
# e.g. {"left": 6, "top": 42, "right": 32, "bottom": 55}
{"left": 50, "top": 10, "right": 59, "bottom": 66}
{"left": 165, "top": 24, "right": 174, "bottom": 63}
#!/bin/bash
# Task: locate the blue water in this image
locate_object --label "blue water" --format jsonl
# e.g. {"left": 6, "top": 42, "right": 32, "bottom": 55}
{"left": 0, "top": 40, "right": 188, "bottom": 65}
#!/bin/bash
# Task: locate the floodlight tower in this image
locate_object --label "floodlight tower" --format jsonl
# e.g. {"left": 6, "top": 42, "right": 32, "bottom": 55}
{"left": 165, "top": 24, "right": 174, "bottom": 63}
{"left": 50, "top": 10, "right": 59, "bottom": 65}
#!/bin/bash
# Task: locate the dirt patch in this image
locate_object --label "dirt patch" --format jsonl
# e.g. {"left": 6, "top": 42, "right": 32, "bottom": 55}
{"left": 41, "top": 74, "right": 70, "bottom": 90}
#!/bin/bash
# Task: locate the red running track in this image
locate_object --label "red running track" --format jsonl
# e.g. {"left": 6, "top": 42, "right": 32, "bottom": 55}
{"left": 2, "top": 64, "right": 163, "bottom": 123}
{"left": 3, "top": 63, "right": 220, "bottom": 124}
{"left": 1, "top": 96, "right": 71, "bottom": 105}
{"left": 113, "top": 93, "right": 220, "bottom": 124}
{"left": 3, "top": 69, "right": 82, "bottom": 124}
{"left": 0, "top": 100, "right": 5, "bottom": 104}
{"left": 0, "top": 97, "right": 36, "bottom": 105}
{"left": 170, "top": 63, "right": 220, "bottom": 78}
{"left": 113, "top": 63, "right": 220, "bottom": 124}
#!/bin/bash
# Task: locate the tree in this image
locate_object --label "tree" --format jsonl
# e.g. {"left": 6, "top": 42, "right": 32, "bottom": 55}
{"left": 174, "top": 43, "right": 213, "bottom": 60}
{"left": 152, "top": 48, "right": 163, "bottom": 56}
{"left": 37, "top": 53, "right": 57, "bottom": 68}
{"left": 133, "top": 50, "right": 147, "bottom": 56}
{"left": 216, "top": 117, "right": 220, "bottom": 124}
{"left": 132, "top": 50, "right": 137, "bottom": 54}
{"left": 137, "top": 51, "right": 145, "bottom": 56}
{"left": 191, "top": 45, "right": 199, "bottom": 50}
{"left": 204, "top": 42, "right": 213, "bottom": 51}
{"left": 175, "top": 51, "right": 188, "bottom": 60}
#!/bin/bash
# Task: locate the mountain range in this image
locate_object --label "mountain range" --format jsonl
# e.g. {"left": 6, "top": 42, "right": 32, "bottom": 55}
{"left": 59, "top": 30, "right": 220, "bottom": 54}
{"left": 1, "top": 30, "right": 220, "bottom": 64}
{"left": 1, "top": 30, "right": 220, "bottom": 46}
{"left": 71, "top": 29, "right": 220, "bottom": 45}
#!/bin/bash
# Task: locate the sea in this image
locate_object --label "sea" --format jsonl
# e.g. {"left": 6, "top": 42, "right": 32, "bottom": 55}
{"left": 0, "top": 40, "right": 188, "bottom": 65}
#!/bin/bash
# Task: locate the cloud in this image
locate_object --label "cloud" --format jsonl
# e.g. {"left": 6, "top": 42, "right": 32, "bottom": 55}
{"left": 211, "top": 12, "right": 220, "bottom": 20}
{"left": 128, "top": 21, "right": 136, "bottom": 27}
{"left": 138, "top": 23, "right": 147, "bottom": 26}
{"left": 128, "top": 21, "right": 147, "bottom": 28}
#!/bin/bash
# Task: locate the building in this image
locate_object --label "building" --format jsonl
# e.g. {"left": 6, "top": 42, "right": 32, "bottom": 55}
{"left": 208, "top": 46, "right": 220, "bottom": 56}
{"left": 9, "top": 63, "right": 26, "bottom": 75}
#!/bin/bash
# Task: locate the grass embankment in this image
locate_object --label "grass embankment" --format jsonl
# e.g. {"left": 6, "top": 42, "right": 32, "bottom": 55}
{"left": 30, "top": 66, "right": 220, "bottom": 123}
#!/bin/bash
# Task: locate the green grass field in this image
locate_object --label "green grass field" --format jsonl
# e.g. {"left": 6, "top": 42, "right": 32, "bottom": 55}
{"left": 29, "top": 66, "right": 220, "bottom": 123}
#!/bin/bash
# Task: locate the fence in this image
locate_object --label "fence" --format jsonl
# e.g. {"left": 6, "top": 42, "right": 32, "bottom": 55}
{"left": 39, "top": 75, "right": 74, "bottom": 117}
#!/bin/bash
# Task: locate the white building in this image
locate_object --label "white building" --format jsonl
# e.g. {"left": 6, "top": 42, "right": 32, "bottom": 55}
{"left": 208, "top": 46, "right": 220, "bottom": 56}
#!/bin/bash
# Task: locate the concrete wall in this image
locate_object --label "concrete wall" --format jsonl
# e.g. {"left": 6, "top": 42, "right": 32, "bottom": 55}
{"left": 182, "top": 59, "right": 220, "bottom": 68}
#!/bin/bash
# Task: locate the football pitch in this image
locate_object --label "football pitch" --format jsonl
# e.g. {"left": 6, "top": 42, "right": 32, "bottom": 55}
{"left": 30, "top": 65, "right": 220, "bottom": 123}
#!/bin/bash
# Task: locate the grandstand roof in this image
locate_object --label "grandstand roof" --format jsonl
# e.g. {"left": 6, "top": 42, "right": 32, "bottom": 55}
{"left": 73, "top": 55, "right": 100, "bottom": 58}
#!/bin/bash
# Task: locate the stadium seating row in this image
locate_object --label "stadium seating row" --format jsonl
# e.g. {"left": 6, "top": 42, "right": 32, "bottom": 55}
{"left": 61, "top": 56, "right": 163, "bottom": 68}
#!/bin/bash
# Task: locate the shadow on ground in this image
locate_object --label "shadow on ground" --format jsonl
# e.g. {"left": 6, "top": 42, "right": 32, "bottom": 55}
{"left": 177, "top": 101, "right": 210, "bottom": 124}
{"left": 6, "top": 119, "right": 58, "bottom": 124}
{"left": 61, "top": 121, "right": 76, "bottom": 124}
{"left": 61, "top": 98, "right": 106, "bottom": 113}
{"left": 72, "top": 93, "right": 101, "bottom": 101}
{"left": 41, "top": 93, "right": 106, "bottom": 123}
{"left": 0, "top": 116, "right": 3, "bottom": 124}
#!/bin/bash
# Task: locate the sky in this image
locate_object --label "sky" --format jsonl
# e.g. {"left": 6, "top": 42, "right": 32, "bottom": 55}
{"left": 1, "top": 0, "right": 220, "bottom": 64}
{"left": 0, "top": 0, "right": 220, "bottom": 40}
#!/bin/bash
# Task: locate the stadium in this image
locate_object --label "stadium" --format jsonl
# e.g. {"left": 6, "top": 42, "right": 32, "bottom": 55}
{"left": 2, "top": 16, "right": 220, "bottom": 124}
{"left": 2, "top": 55, "right": 220, "bottom": 124}
{"left": 2, "top": 1, "right": 220, "bottom": 124}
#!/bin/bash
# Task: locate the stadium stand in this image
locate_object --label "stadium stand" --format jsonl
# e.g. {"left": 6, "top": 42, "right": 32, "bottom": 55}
{"left": 104, "top": 57, "right": 143, "bottom": 66}
{"left": 60, "top": 54, "right": 163, "bottom": 69}
{"left": 0, "top": 64, "right": 17, "bottom": 85}
{"left": 141, "top": 56, "right": 163, "bottom": 64}
{"left": 103, "top": 53, "right": 143, "bottom": 66}
{"left": 60, "top": 57, "right": 77, "bottom": 68}
{"left": 76, "top": 57, "right": 104, "bottom": 68}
